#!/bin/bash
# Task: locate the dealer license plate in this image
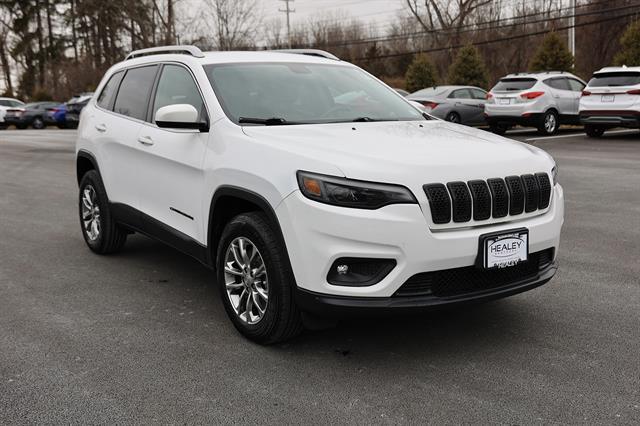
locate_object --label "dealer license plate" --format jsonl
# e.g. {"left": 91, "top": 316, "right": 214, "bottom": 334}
{"left": 481, "top": 229, "right": 529, "bottom": 269}
{"left": 601, "top": 94, "right": 615, "bottom": 102}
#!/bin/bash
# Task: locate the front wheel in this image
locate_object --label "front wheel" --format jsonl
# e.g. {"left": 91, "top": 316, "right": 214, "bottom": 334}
{"left": 538, "top": 110, "right": 559, "bottom": 135}
{"left": 217, "top": 212, "right": 303, "bottom": 344}
{"left": 585, "top": 124, "right": 606, "bottom": 138}
{"left": 489, "top": 122, "right": 508, "bottom": 135}
{"left": 79, "top": 170, "right": 127, "bottom": 254}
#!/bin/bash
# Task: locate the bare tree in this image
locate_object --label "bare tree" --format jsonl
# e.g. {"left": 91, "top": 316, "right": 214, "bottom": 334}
{"left": 202, "top": 0, "right": 261, "bottom": 50}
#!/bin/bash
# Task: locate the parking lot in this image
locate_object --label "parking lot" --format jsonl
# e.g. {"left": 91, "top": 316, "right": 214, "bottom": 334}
{"left": 1, "top": 128, "right": 639, "bottom": 423}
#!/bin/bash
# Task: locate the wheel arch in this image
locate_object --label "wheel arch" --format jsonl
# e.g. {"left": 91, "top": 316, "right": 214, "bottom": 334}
{"left": 207, "top": 186, "right": 292, "bottom": 270}
{"left": 76, "top": 150, "right": 100, "bottom": 185}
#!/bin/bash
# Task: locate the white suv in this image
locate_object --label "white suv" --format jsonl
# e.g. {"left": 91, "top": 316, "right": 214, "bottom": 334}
{"left": 486, "top": 72, "right": 586, "bottom": 135}
{"left": 76, "top": 46, "right": 564, "bottom": 343}
{"left": 579, "top": 66, "right": 640, "bottom": 137}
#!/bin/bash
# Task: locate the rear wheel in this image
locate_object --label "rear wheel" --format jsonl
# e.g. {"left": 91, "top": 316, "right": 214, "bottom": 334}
{"left": 445, "top": 111, "right": 461, "bottom": 124}
{"left": 32, "top": 116, "right": 45, "bottom": 129}
{"left": 585, "top": 124, "right": 606, "bottom": 138}
{"left": 78, "top": 170, "right": 127, "bottom": 254}
{"left": 537, "top": 110, "right": 559, "bottom": 135}
{"left": 217, "top": 212, "right": 303, "bottom": 344}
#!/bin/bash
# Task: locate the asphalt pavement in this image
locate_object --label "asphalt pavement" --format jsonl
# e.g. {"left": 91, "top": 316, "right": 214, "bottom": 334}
{"left": 1, "top": 128, "right": 639, "bottom": 424}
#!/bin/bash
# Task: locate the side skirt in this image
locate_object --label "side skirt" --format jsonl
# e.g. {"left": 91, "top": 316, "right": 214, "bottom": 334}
{"left": 110, "top": 203, "right": 212, "bottom": 268}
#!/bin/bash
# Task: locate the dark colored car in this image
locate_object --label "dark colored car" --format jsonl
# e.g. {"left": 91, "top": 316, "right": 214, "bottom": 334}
{"left": 45, "top": 93, "right": 93, "bottom": 129}
{"left": 64, "top": 94, "right": 93, "bottom": 129}
{"left": 5, "top": 102, "right": 59, "bottom": 129}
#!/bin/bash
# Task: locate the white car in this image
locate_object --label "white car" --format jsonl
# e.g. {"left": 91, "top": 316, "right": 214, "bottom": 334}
{"left": 0, "top": 97, "right": 25, "bottom": 129}
{"left": 486, "top": 72, "right": 586, "bottom": 135}
{"left": 579, "top": 66, "right": 640, "bottom": 137}
{"left": 76, "top": 46, "right": 564, "bottom": 343}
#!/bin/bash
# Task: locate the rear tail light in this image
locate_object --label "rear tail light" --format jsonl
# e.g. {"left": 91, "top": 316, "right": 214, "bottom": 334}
{"left": 581, "top": 90, "right": 591, "bottom": 97}
{"left": 486, "top": 93, "right": 493, "bottom": 100}
{"left": 520, "top": 91, "right": 545, "bottom": 100}
{"left": 423, "top": 101, "right": 439, "bottom": 110}
{"left": 626, "top": 89, "right": 640, "bottom": 95}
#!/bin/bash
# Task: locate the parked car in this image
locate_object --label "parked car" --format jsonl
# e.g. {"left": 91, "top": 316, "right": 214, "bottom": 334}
{"left": 407, "top": 86, "right": 488, "bottom": 125}
{"left": 46, "top": 93, "right": 94, "bottom": 129}
{"left": 65, "top": 94, "right": 93, "bottom": 129}
{"left": 4, "top": 101, "right": 59, "bottom": 129}
{"left": 76, "top": 46, "right": 563, "bottom": 344}
{"left": 579, "top": 66, "right": 640, "bottom": 137}
{"left": 0, "top": 97, "right": 25, "bottom": 129}
{"left": 485, "top": 71, "right": 586, "bottom": 135}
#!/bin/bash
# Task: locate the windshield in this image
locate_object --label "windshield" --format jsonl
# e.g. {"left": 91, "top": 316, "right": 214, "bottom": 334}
{"left": 588, "top": 72, "right": 640, "bottom": 87}
{"left": 492, "top": 78, "right": 537, "bottom": 92}
{"left": 203, "top": 62, "right": 424, "bottom": 125}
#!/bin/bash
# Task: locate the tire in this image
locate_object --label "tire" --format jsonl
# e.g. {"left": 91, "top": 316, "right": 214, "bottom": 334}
{"left": 78, "top": 170, "right": 127, "bottom": 254}
{"left": 537, "top": 110, "right": 559, "bottom": 135}
{"left": 32, "top": 116, "right": 45, "bottom": 129}
{"left": 217, "top": 212, "right": 303, "bottom": 344}
{"left": 489, "top": 122, "right": 508, "bottom": 135}
{"left": 445, "top": 111, "right": 461, "bottom": 124}
{"left": 585, "top": 124, "right": 606, "bottom": 138}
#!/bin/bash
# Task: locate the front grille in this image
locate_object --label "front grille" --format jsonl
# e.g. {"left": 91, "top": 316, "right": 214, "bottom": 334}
{"left": 394, "top": 248, "right": 554, "bottom": 298}
{"left": 424, "top": 173, "right": 551, "bottom": 224}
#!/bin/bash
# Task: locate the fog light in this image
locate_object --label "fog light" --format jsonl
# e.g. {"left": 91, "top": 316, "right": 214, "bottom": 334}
{"left": 327, "top": 258, "right": 396, "bottom": 287}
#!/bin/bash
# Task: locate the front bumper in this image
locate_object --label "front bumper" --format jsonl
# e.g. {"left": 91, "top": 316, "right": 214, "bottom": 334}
{"left": 296, "top": 260, "right": 557, "bottom": 316}
{"left": 579, "top": 110, "right": 640, "bottom": 127}
{"left": 276, "top": 185, "right": 564, "bottom": 299}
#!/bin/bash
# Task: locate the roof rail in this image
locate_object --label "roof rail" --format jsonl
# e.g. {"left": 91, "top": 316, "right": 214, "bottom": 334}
{"left": 271, "top": 49, "right": 340, "bottom": 61}
{"left": 125, "top": 45, "right": 205, "bottom": 61}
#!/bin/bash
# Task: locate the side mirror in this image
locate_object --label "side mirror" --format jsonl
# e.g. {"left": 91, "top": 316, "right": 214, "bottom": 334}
{"left": 155, "top": 104, "right": 208, "bottom": 132}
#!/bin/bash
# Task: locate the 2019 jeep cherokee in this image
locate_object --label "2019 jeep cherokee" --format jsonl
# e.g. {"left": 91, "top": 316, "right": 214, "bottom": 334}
{"left": 76, "top": 46, "right": 564, "bottom": 343}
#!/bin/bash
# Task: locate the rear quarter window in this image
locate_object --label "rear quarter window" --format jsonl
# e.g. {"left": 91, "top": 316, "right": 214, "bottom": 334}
{"left": 492, "top": 78, "right": 537, "bottom": 91}
{"left": 97, "top": 71, "right": 124, "bottom": 109}
{"left": 588, "top": 72, "right": 640, "bottom": 87}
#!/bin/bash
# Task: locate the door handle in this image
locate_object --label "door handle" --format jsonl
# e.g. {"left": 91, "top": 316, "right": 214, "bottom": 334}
{"left": 95, "top": 123, "right": 107, "bottom": 132}
{"left": 137, "top": 135, "right": 154, "bottom": 146}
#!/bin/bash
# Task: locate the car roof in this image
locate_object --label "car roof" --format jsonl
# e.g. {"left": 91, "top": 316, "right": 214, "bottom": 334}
{"left": 501, "top": 71, "right": 580, "bottom": 80}
{"left": 594, "top": 66, "right": 640, "bottom": 74}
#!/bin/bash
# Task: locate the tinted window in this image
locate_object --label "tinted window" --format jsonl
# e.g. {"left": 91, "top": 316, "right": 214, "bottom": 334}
{"left": 204, "top": 63, "right": 424, "bottom": 124}
{"left": 492, "top": 78, "right": 537, "bottom": 91}
{"left": 0, "top": 100, "right": 10, "bottom": 106}
{"left": 113, "top": 65, "right": 158, "bottom": 120}
{"left": 448, "top": 89, "right": 472, "bottom": 99}
{"left": 97, "top": 71, "right": 123, "bottom": 109}
{"left": 567, "top": 79, "right": 585, "bottom": 92}
{"left": 152, "top": 65, "right": 205, "bottom": 122}
{"left": 588, "top": 72, "right": 640, "bottom": 87}
{"left": 470, "top": 88, "right": 487, "bottom": 100}
{"left": 545, "top": 78, "right": 570, "bottom": 90}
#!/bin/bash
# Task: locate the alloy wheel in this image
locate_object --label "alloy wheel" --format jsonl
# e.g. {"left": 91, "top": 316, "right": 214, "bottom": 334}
{"left": 544, "top": 113, "right": 557, "bottom": 133}
{"left": 224, "top": 237, "right": 269, "bottom": 325}
{"left": 81, "top": 185, "right": 101, "bottom": 241}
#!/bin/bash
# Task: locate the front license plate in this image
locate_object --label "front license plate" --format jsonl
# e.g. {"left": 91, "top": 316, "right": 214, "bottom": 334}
{"left": 481, "top": 229, "right": 529, "bottom": 269}
{"left": 601, "top": 94, "right": 615, "bottom": 102}
{"left": 498, "top": 98, "right": 511, "bottom": 105}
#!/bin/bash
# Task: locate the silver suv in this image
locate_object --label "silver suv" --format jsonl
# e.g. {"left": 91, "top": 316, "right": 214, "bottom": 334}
{"left": 485, "top": 71, "right": 586, "bottom": 135}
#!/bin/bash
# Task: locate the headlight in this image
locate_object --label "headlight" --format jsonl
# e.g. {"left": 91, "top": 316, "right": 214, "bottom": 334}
{"left": 551, "top": 165, "right": 558, "bottom": 186}
{"left": 297, "top": 171, "right": 417, "bottom": 209}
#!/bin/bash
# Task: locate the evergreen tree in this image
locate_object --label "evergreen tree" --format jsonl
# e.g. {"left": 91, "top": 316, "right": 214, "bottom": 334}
{"left": 614, "top": 21, "right": 640, "bottom": 66}
{"left": 405, "top": 54, "right": 439, "bottom": 93}
{"left": 529, "top": 32, "right": 574, "bottom": 72}
{"left": 448, "top": 45, "right": 489, "bottom": 89}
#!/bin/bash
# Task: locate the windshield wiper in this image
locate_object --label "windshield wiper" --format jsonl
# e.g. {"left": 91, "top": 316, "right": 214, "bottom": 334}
{"left": 351, "top": 117, "right": 399, "bottom": 122}
{"left": 238, "top": 117, "right": 304, "bottom": 126}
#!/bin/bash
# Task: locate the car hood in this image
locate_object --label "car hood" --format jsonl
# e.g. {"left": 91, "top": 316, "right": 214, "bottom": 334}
{"left": 242, "top": 120, "right": 554, "bottom": 185}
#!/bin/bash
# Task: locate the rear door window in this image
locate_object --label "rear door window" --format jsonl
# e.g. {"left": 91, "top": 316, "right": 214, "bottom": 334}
{"left": 470, "top": 88, "right": 487, "bottom": 100}
{"left": 544, "top": 78, "right": 570, "bottom": 91}
{"left": 113, "top": 65, "right": 158, "bottom": 120}
{"left": 588, "top": 72, "right": 640, "bottom": 87}
{"left": 492, "top": 78, "right": 537, "bottom": 91}
{"left": 448, "top": 89, "right": 472, "bottom": 99}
